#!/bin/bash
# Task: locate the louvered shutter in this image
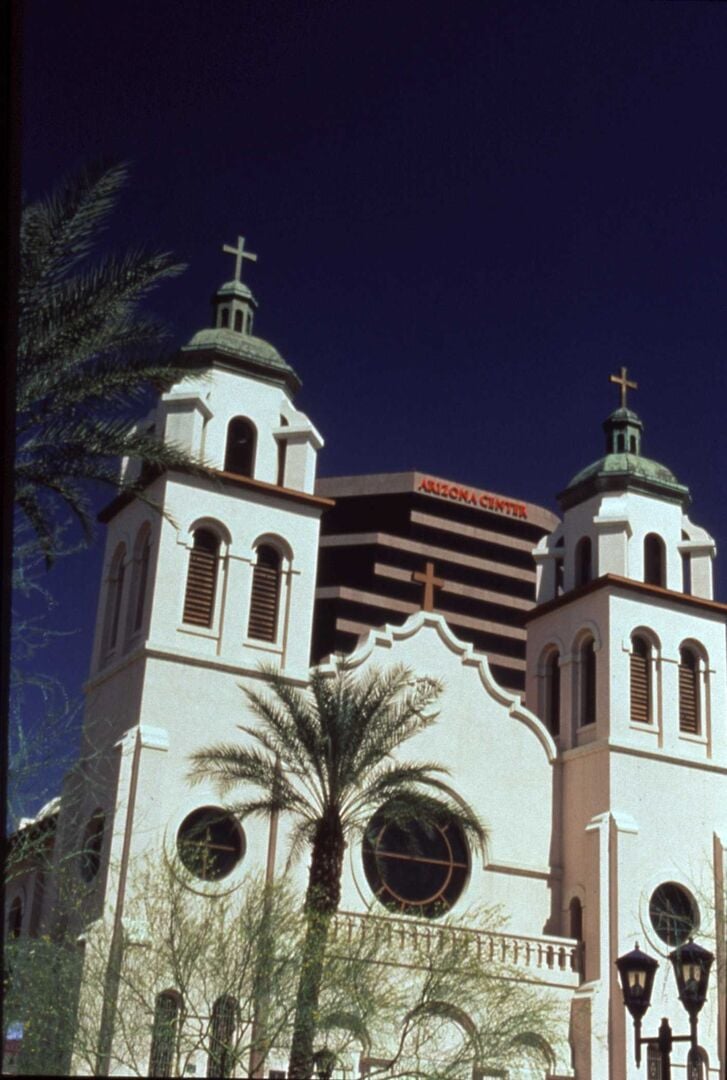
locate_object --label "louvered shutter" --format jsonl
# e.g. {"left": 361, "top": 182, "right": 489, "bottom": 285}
{"left": 248, "top": 546, "right": 280, "bottom": 641}
{"left": 630, "top": 640, "right": 650, "bottom": 723}
{"left": 679, "top": 650, "right": 699, "bottom": 734}
{"left": 182, "top": 531, "right": 219, "bottom": 627}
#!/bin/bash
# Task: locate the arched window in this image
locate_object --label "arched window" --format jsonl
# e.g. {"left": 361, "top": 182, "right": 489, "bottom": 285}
{"left": 233, "top": 309, "right": 243, "bottom": 333}
{"left": 182, "top": 529, "right": 220, "bottom": 628}
{"left": 247, "top": 545, "right": 281, "bottom": 642}
{"left": 7, "top": 897, "right": 23, "bottom": 939}
{"left": 630, "top": 635, "right": 651, "bottom": 724}
{"left": 543, "top": 651, "right": 560, "bottom": 736}
{"left": 579, "top": 636, "right": 596, "bottom": 727}
{"left": 681, "top": 531, "right": 692, "bottom": 594}
{"left": 629, "top": 435, "right": 637, "bottom": 453}
{"left": 554, "top": 537, "right": 564, "bottom": 596}
{"left": 149, "top": 990, "right": 182, "bottom": 1078}
{"left": 400, "top": 1002, "right": 476, "bottom": 1073}
{"left": 678, "top": 646, "right": 700, "bottom": 734}
{"left": 80, "top": 811, "right": 105, "bottom": 882}
{"left": 569, "top": 896, "right": 583, "bottom": 940}
{"left": 102, "top": 543, "right": 126, "bottom": 655}
{"left": 224, "top": 417, "right": 256, "bottom": 478}
{"left": 508, "top": 1032, "right": 556, "bottom": 1074}
{"left": 575, "top": 537, "right": 592, "bottom": 587}
{"left": 208, "top": 995, "right": 238, "bottom": 1079}
{"left": 644, "top": 533, "right": 666, "bottom": 587}
{"left": 616, "top": 433, "right": 625, "bottom": 452}
{"left": 569, "top": 896, "right": 584, "bottom": 981}
{"left": 129, "top": 524, "right": 152, "bottom": 637}
{"left": 276, "top": 415, "right": 289, "bottom": 487}
{"left": 220, "top": 306, "right": 230, "bottom": 329}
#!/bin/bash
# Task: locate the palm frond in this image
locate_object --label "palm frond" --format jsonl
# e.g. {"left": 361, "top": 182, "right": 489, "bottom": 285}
{"left": 188, "top": 743, "right": 295, "bottom": 797}
{"left": 341, "top": 761, "right": 451, "bottom": 821}
{"left": 15, "top": 162, "right": 197, "bottom": 558}
{"left": 283, "top": 818, "right": 317, "bottom": 873}
{"left": 20, "top": 161, "right": 128, "bottom": 297}
{"left": 358, "top": 789, "right": 488, "bottom": 857}
{"left": 243, "top": 675, "right": 329, "bottom": 796}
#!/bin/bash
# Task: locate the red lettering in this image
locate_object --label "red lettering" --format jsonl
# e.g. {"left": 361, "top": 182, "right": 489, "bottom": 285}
{"left": 419, "top": 476, "right": 530, "bottom": 520}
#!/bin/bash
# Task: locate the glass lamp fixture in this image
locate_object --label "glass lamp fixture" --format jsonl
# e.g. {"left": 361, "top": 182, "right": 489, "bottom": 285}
{"left": 669, "top": 938, "right": 714, "bottom": 1021}
{"left": 616, "top": 943, "right": 659, "bottom": 1021}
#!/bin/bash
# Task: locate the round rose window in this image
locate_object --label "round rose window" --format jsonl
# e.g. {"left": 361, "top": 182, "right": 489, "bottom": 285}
{"left": 649, "top": 882, "right": 699, "bottom": 946}
{"left": 176, "top": 807, "right": 244, "bottom": 881}
{"left": 362, "top": 810, "right": 469, "bottom": 917}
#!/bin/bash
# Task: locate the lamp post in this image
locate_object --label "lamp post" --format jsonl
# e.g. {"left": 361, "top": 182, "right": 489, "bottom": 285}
{"left": 616, "top": 939, "right": 714, "bottom": 1079}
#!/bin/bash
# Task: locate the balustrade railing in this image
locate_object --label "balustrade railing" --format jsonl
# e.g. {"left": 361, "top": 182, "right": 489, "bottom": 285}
{"left": 331, "top": 909, "right": 581, "bottom": 984}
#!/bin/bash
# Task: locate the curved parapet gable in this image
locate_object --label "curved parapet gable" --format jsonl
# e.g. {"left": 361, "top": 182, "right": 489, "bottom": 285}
{"left": 317, "top": 611, "right": 557, "bottom": 764}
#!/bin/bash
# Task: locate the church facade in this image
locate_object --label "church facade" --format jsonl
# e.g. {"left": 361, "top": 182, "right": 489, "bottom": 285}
{"left": 6, "top": 242, "right": 727, "bottom": 1079}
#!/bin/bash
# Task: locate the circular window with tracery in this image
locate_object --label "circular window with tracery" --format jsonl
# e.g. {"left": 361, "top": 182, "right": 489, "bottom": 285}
{"left": 176, "top": 808, "right": 245, "bottom": 881}
{"left": 649, "top": 882, "right": 699, "bottom": 946}
{"left": 362, "top": 809, "right": 469, "bottom": 918}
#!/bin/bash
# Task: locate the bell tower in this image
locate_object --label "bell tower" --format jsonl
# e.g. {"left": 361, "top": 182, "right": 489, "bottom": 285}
{"left": 525, "top": 371, "right": 727, "bottom": 1079}
{"left": 53, "top": 239, "right": 333, "bottom": 997}
{"left": 93, "top": 234, "right": 330, "bottom": 685}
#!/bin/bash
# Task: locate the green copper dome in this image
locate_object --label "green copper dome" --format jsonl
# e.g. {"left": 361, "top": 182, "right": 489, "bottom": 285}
{"left": 182, "top": 327, "right": 301, "bottom": 394}
{"left": 181, "top": 243, "right": 302, "bottom": 395}
{"left": 216, "top": 279, "right": 254, "bottom": 301}
{"left": 558, "top": 406, "right": 690, "bottom": 510}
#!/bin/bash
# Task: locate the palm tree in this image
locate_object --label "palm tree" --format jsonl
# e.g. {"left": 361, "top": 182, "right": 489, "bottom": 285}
{"left": 16, "top": 161, "right": 201, "bottom": 563}
{"left": 190, "top": 659, "right": 487, "bottom": 1079}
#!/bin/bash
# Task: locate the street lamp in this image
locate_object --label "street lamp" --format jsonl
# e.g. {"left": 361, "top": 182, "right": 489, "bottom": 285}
{"left": 670, "top": 938, "right": 714, "bottom": 1023}
{"left": 615, "top": 945, "right": 659, "bottom": 1066}
{"left": 616, "top": 939, "right": 714, "bottom": 1079}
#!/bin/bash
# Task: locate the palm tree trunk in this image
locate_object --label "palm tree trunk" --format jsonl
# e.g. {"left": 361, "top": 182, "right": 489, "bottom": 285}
{"left": 287, "top": 812, "right": 344, "bottom": 1080}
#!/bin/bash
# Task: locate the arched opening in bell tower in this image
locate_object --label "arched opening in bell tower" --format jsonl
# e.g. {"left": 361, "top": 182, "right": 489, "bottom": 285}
{"left": 644, "top": 533, "right": 666, "bottom": 587}
{"left": 577, "top": 635, "right": 597, "bottom": 727}
{"left": 542, "top": 649, "right": 560, "bottom": 737}
{"left": 574, "top": 537, "right": 592, "bottom": 588}
{"left": 224, "top": 417, "right": 257, "bottom": 478}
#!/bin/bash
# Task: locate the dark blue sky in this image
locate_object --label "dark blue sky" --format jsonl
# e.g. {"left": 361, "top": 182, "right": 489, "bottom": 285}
{"left": 18, "top": 1, "right": 727, "bottom": 801}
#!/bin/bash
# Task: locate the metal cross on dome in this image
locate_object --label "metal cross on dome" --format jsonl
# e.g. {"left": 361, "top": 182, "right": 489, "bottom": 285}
{"left": 609, "top": 365, "right": 638, "bottom": 409}
{"left": 222, "top": 235, "right": 258, "bottom": 283}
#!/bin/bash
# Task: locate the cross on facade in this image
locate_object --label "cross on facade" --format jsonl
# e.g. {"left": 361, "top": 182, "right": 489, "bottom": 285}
{"left": 412, "top": 561, "right": 444, "bottom": 612}
{"left": 222, "top": 235, "right": 258, "bottom": 283}
{"left": 609, "top": 365, "right": 638, "bottom": 409}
